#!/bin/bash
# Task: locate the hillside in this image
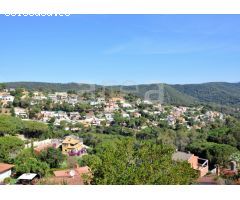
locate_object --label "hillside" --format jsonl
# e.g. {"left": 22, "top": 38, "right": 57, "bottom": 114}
{"left": 3, "top": 82, "right": 100, "bottom": 92}
{"left": 172, "top": 82, "right": 240, "bottom": 106}
{"left": 2, "top": 81, "right": 240, "bottom": 107}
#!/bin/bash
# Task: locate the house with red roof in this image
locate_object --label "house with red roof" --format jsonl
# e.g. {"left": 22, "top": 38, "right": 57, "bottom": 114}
{"left": 0, "top": 163, "right": 15, "bottom": 183}
{"left": 50, "top": 166, "right": 91, "bottom": 185}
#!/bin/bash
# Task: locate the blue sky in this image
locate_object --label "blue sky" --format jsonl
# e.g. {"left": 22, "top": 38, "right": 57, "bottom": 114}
{"left": 0, "top": 15, "right": 240, "bottom": 85}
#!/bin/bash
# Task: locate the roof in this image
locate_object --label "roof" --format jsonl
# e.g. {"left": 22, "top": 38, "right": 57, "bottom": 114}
{"left": 53, "top": 166, "right": 90, "bottom": 178}
{"left": 75, "top": 166, "right": 90, "bottom": 174}
{"left": 17, "top": 173, "right": 37, "bottom": 180}
{"left": 62, "top": 135, "right": 82, "bottom": 145}
{"left": 0, "top": 163, "right": 14, "bottom": 173}
{"left": 196, "top": 175, "right": 219, "bottom": 185}
{"left": 53, "top": 170, "right": 73, "bottom": 178}
{"left": 172, "top": 152, "right": 193, "bottom": 162}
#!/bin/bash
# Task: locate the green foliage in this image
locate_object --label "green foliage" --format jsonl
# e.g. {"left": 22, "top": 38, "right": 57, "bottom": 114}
{"left": 83, "top": 139, "right": 198, "bottom": 185}
{"left": 0, "top": 136, "right": 24, "bottom": 163}
{"left": 187, "top": 142, "right": 239, "bottom": 167}
{"left": 38, "top": 147, "right": 66, "bottom": 168}
{"left": 0, "top": 83, "right": 6, "bottom": 91}
{"left": 172, "top": 82, "right": 240, "bottom": 107}
{"left": 0, "top": 115, "right": 24, "bottom": 136}
{"left": 15, "top": 149, "right": 50, "bottom": 177}
{"left": 207, "top": 127, "right": 237, "bottom": 147}
{"left": 22, "top": 120, "right": 49, "bottom": 138}
{"left": 29, "top": 106, "right": 41, "bottom": 119}
{"left": 230, "top": 152, "right": 240, "bottom": 167}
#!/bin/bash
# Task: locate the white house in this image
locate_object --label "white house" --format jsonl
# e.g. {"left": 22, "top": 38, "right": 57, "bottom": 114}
{"left": 14, "top": 107, "right": 29, "bottom": 119}
{"left": 0, "top": 163, "right": 15, "bottom": 183}
{"left": 0, "top": 95, "right": 15, "bottom": 103}
{"left": 122, "top": 103, "right": 132, "bottom": 108}
{"left": 143, "top": 100, "right": 153, "bottom": 105}
{"left": 69, "top": 112, "right": 81, "bottom": 121}
{"left": 105, "top": 113, "right": 114, "bottom": 122}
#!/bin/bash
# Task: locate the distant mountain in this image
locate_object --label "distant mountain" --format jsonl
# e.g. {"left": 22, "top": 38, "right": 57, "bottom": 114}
{"left": 171, "top": 82, "right": 240, "bottom": 107}
{"left": 3, "top": 81, "right": 240, "bottom": 107}
{"left": 4, "top": 82, "right": 101, "bottom": 92}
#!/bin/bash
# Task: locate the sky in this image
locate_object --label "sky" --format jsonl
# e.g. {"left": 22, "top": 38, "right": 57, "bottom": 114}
{"left": 0, "top": 14, "right": 240, "bottom": 85}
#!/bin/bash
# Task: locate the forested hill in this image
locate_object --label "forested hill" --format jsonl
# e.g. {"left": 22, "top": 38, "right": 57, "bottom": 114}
{"left": 3, "top": 82, "right": 101, "bottom": 92}
{"left": 171, "top": 82, "right": 240, "bottom": 106}
{"left": 2, "top": 81, "right": 240, "bottom": 107}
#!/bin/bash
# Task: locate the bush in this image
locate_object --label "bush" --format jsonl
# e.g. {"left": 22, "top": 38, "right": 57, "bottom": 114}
{"left": 0, "top": 136, "right": 24, "bottom": 162}
{"left": 187, "top": 142, "right": 239, "bottom": 167}
{"left": 0, "top": 115, "right": 24, "bottom": 136}
{"left": 22, "top": 121, "right": 49, "bottom": 138}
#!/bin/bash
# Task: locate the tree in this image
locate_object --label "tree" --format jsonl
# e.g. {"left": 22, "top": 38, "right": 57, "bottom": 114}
{"left": 29, "top": 106, "right": 41, "bottom": 119}
{"left": 39, "top": 147, "right": 66, "bottom": 168}
{"left": 0, "top": 83, "right": 6, "bottom": 91}
{"left": 22, "top": 121, "right": 49, "bottom": 138}
{"left": 15, "top": 149, "right": 49, "bottom": 177}
{"left": 187, "top": 142, "right": 239, "bottom": 167}
{"left": 0, "top": 115, "right": 24, "bottom": 136}
{"left": 0, "top": 136, "right": 24, "bottom": 163}
{"left": 83, "top": 139, "right": 198, "bottom": 185}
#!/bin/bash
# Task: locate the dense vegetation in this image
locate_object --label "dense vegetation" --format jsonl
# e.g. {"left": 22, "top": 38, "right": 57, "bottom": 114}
{"left": 81, "top": 138, "right": 199, "bottom": 185}
{"left": 172, "top": 82, "right": 240, "bottom": 106}
{"left": 0, "top": 136, "right": 24, "bottom": 163}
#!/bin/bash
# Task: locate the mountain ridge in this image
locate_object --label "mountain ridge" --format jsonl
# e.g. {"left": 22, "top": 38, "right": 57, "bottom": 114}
{"left": 2, "top": 81, "right": 240, "bottom": 108}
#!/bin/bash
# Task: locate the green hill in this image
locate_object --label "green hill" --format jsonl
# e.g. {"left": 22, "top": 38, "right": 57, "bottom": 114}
{"left": 171, "top": 82, "right": 240, "bottom": 106}
{"left": 2, "top": 81, "right": 240, "bottom": 107}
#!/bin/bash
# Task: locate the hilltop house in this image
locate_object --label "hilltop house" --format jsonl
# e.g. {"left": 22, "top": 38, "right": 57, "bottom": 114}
{"left": 0, "top": 163, "right": 15, "bottom": 183}
{"left": 0, "top": 94, "right": 14, "bottom": 106}
{"left": 110, "top": 97, "right": 125, "bottom": 104}
{"left": 14, "top": 107, "right": 29, "bottom": 119}
{"left": 40, "top": 111, "right": 56, "bottom": 122}
{"left": 69, "top": 112, "right": 81, "bottom": 121}
{"left": 67, "top": 95, "right": 78, "bottom": 105}
{"left": 172, "top": 151, "right": 209, "bottom": 177}
{"left": 56, "top": 92, "right": 68, "bottom": 101}
{"left": 62, "top": 135, "right": 87, "bottom": 156}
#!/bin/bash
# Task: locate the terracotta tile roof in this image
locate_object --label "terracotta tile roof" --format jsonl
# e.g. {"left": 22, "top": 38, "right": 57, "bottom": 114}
{"left": 53, "top": 166, "right": 90, "bottom": 178}
{"left": 53, "top": 170, "right": 72, "bottom": 178}
{"left": 34, "top": 144, "right": 53, "bottom": 154}
{"left": 75, "top": 166, "right": 90, "bottom": 174}
{"left": 0, "top": 163, "right": 14, "bottom": 173}
{"left": 51, "top": 166, "right": 91, "bottom": 185}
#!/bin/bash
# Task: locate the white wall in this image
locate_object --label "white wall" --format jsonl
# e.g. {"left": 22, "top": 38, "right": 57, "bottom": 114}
{"left": 0, "top": 170, "right": 12, "bottom": 183}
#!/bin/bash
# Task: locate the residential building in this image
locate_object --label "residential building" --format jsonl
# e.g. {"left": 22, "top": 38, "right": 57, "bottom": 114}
{"left": 172, "top": 151, "right": 209, "bottom": 177}
{"left": 0, "top": 163, "right": 15, "bottom": 183}
{"left": 62, "top": 135, "right": 85, "bottom": 155}
{"left": 14, "top": 107, "right": 29, "bottom": 119}
{"left": 52, "top": 166, "right": 91, "bottom": 185}
{"left": 69, "top": 112, "right": 81, "bottom": 121}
